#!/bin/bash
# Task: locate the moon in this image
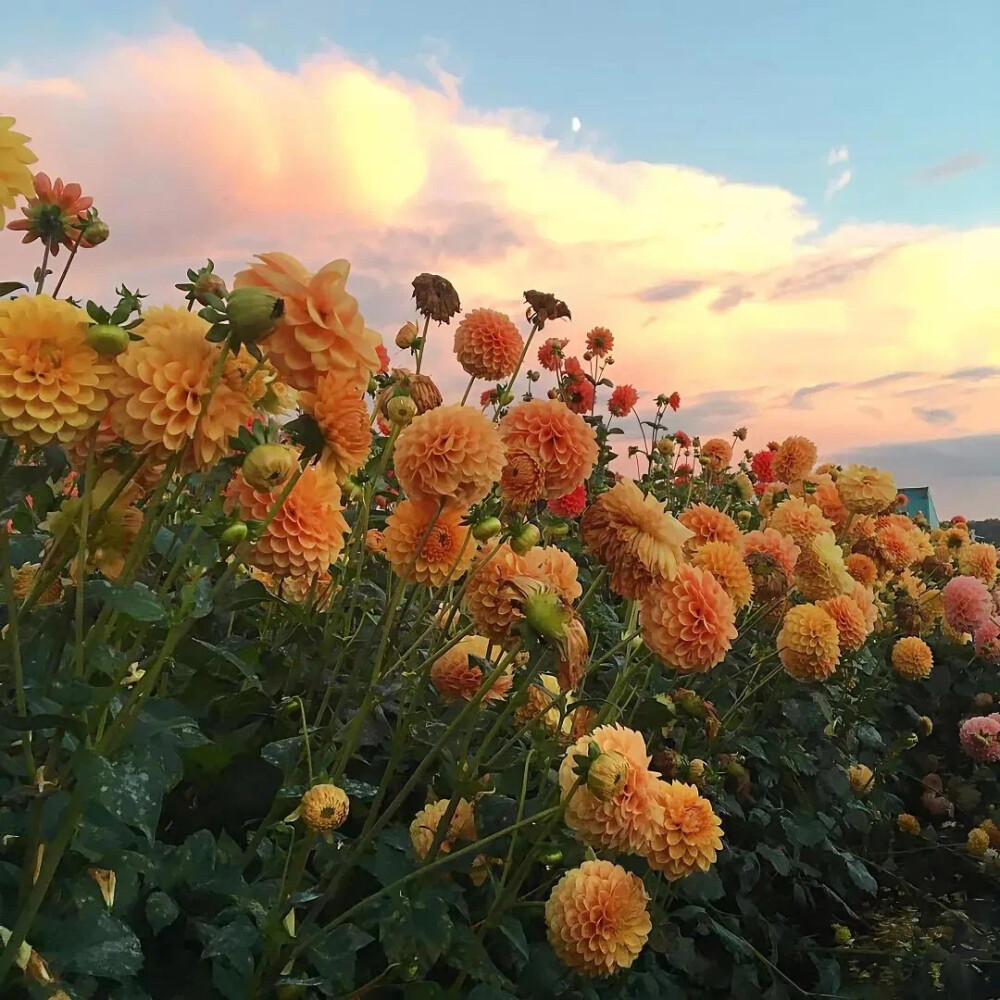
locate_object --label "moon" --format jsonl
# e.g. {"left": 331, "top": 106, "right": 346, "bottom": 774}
{"left": 571, "top": 116, "right": 581, "bottom": 133}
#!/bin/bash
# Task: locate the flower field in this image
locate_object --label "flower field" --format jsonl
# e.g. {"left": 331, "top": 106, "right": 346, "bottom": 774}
{"left": 2, "top": 116, "right": 1000, "bottom": 999}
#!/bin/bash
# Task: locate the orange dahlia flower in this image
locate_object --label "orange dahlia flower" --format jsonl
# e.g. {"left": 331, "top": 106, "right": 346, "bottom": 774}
{"left": 699, "top": 437, "right": 732, "bottom": 472}
{"left": 299, "top": 371, "right": 372, "bottom": 482}
{"left": 873, "top": 520, "right": 919, "bottom": 572}
{"left": 463, "top": 543, "right": 529, "bottom": 644}
{"left": 453, "top": 308, "right": 524, "bottom": 380}
{"left": 429, "top": 635, "right": 512, "bottom": 703}
{"left": 383, "top": 499, "right": 477, "bottom": 587}
{"left": 234, "top": 252, "right": 383, "bottom": 391}
{"left": 958, "top": 541, "right": 998, "bottom": 586}
{"left": 557, "top": 613, "right": 590, "bottom": 692}
{"left": 110, "top": 307, "right": 255, "bottom": 472}
{"left": 409, "top": 798, "right": 477, "bottom": 860}
{"left": 585, "top": 326, "right": 614, "bottom": 358}
{"left": 514, "top": 673, "right": 563, "bottom": 731}
{"left": 851, "top": 582, "right": 879, "bottom": 632}
{"left": 582, "top": 480, "right": 693, "bottom": 599}
{"left": 545, "top": 860, "right": 651, "bottom": 977}
{"left": 643, "top": 780, "right": 724, "bottom": 880}
{"left": 7, "top": 172, "right": 93, "bottom": 253}
{"left": 640, "top": 564, "right": 737, "bottom": 673}
{"left": 795, "top": 531, "right": 854, "bottom": 601}
{"left": 836, "top": 464, "right": 896, "bottom": 514}
{"left": 679, "top": 503, "right": 740, "bottom": 549}
{"left": 741, "top": 527, "right": 800, "bottom": 578}
{"left": 772, "top": 435, "right": 817, "bottom": 484}
{"left": 524, "top": 545, "right": 583, "bottom": 602}
{"left": 500, "top": 449, "right": 546, "bottom": 507}
{"left": 818, "top": 594, "right": 870, "bottom": 651}
{"left": 278, "top": 571, "right": 337, "bottom": 609}
{"left": 691, "top": 541, "right": 753, "bottom": 609}
{"left": 768, "top": 496, "right": 832, "bottom": 547}
{"left": 0, "top": 295, "right": 114, "bottom": 447}
{"left": 224, "top": 463, "right": 348, "bottom": 578}
{"left": 845, "top": 552, "right": 878, "bottom": 586}
{"left": 499, "top": 399, "right": 598, "bottom": 499}
{"left": 394, "top": 404, "right": 505, "bottom": 508}
{"left": 559, "top": 724, "right": 661, "bottom": 853}
{"left": 778, "top": 603, "right": 840, "bottom": 681}
{"left": 891, "top": 635, "right": 933, "bottom": 680}
{"left": 811, "top": 475, "right": 849, "bottom": 531}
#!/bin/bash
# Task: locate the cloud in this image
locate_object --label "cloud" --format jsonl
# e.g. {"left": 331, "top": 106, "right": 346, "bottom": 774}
{"left": 946, "top": 366, "right": 1000, "bottom": 381}
{"left": 825, "top": 168, "right": 852, "bottom": 200}
{"left": 915, "top": 151, "right": 986, "bottom": 184}
{"left": 913, "top": 406, "right": 956, "bottom": 425}
{"left": 1, "top": 28, "right": 999, "bottom": 469}
{"left": 789, "top": 382, "right": 841, "bottom": 409}
{"left": 570, "top": 116, "right": 581, "bottom": 133}
{"left": 827, "top": 146, "right": 849, "bottom": 166}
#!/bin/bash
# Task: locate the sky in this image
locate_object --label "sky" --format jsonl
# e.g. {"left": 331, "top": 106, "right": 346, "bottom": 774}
{"left": 2, "top": 1, "right": 998, "bottom": 514}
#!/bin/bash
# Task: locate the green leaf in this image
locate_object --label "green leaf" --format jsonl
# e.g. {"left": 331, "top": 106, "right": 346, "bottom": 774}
{"left": 710, "top": 918, "right": 754, "bottom": 960}
{"left": 0, "top": 281, "right": 28, "bottom": 298}
{"left": 87, "top": 580, "right": 166, "bottom": 621}
{"left": 146, "top": 891, "right": 180, "bottom": 934}
{"left": 41, "top": 908, "right": 143, "bottom": 980}
{"left": 756, "top": 843, "right": 791, "bottom": 876}
{"left": 496, "top": 914, "right": 529, "bottom": 964}
{"left": 307, "top": 924, "right": 373, "bottom": 994}
{"left": 192, "top": 638, "right": 263, "bottom": 691}
{"left": 379, "top": 885, "right": 454, "bottom": 975}
{"left": 841, "top": 852, "right": 877, "bottom": 894}
{"left": 446, "top": 923, "right": 503, "bottom": 985}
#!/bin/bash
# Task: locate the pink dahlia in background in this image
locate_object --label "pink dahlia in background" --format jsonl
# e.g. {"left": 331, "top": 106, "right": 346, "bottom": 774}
{"left": 973, "top": 620, "right": 1000, "bottom": 664}
{"left": 959, "top": 716, "right": 1000, "bottom": 763}
{"left": 548, "top": 484, "right": 587, "bottom": 518}
{"left": 941, "top": 575, "right": 993, "bottom": 635}
{"left": 608, "top": 384, "right": 639, "bottom": 417}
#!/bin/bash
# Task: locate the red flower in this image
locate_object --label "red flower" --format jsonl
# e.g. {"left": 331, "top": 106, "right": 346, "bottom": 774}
{"left": 674, "top": 431, "right": 691, "bottom": 449}
{"left": 548, "top": 484, "right": 587, "bottom": 518}
{"left": 751, "top": 449, "right": 774, "bottom": 483}
{"left": 375, "top": 344, "right": 390, "bottom": 374}
{"left": 538, "top": 337, "right": 569, "bottom": 371}
{"left": 564, "top": 375, "right": 594, "bottom": 414}
{"left": 564, "top": 356, "right": 584, "bottom": 378}
{"left": 608, "top": 384, "right": 639, "bottom": 417}
{"left": 480, "top": 388, "right": 497, "bottom": 407}
{"left": 668, "top": 392, "right": 680, "bottom": 411}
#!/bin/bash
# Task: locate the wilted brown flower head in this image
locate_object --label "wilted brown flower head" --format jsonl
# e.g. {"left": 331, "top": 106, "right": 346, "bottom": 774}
{"left": 376, "top": 368, "right": 443, "bottom": 418}
{"left": 524, "top": 289, "right": 571, "bottom": 329}
{"left": 412, "top": 272, "right": 461, "bottom": 323}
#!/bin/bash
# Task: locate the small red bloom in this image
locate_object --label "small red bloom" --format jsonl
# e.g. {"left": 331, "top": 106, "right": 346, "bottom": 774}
{"left": 564, "top": 375, "right": 594, "bottom": 414}
{"left": 538, "top": 337, "right": 569, "bottom": 371}
{"left": 548, "top": 484, "right": 587, "bottom": 518}
{"left": 751, "top": 449, "right": 774, "bottom": 483}
{"left": 564, "top": 356, "right": 584, "bottom": 379}
{"left": 668, "top": 391, "right": 680, "bottom": 411}
{"left": 674, "top": 431, "right": 692, "bottom": 449}
{"left": 480, "top": 388, "right": 497, "bottom": 407}
{"left": 375, "top": 344, "right": 390, "bottom": 374}
{"left": 608, "top": 384, "right": 639, "bottom": 417}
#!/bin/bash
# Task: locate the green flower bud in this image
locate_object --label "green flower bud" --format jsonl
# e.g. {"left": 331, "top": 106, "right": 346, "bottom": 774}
{"left": 833, "top": 924, "right": 853, "bottom": 946}
{"left": 545, "top": 521, "right": 570, "bottom": 538}
{"left": 83, "top": 216, "right": 110, "bottom": 246}
{"left": 537, "top": 845, "right": 563, "bottom": 866}
{"left": 472, "top": 516, "right": 502, "bottom": 541}
{"left": 220, "top": 521, "right": 248, "bottom": 547}
{"left": 509, "top": 522, "right": 540, "bottom": 555}
{"left": 194, "top": 270, "right": 227, "bottom": 306}
{"left": 86, "top": 323, "right": 130, "bottom": 356}
{"left": 227, "top": 287, "right": 284, "bottom": 343}
{"left": 242, "top": 444, "right": 297, "bottom": 492}
{"left": 387, "top": 395, "right": 418, "bottom": 426}
{"left": 522, "top": 590, "right": 569, "bottom": 641}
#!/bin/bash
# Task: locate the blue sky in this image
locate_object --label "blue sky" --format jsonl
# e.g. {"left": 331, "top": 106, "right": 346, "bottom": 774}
{"left": 6, "top": 0, "right": 998, "bottom": 229}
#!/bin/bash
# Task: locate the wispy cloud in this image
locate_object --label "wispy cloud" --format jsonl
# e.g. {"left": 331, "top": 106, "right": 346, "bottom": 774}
{"left": 790, "top": 382, "right": 841, "bottom": 409}
{"left": 825, "top": 168, "right": 853, "bottom": 200}
{"left": 914, "top": 151, "right": 986, "bottom": 184}
{"left": 635, "top": 279, "right": 703, "bottom": 303}
{"left": 913, "top": 406, "right": 956, "bottom": 425}
{"left": 946, "top": 366, "right": 1000, "bottom": 381}
{"left": 827, "top": 146, "right": 849, "bottom": 166}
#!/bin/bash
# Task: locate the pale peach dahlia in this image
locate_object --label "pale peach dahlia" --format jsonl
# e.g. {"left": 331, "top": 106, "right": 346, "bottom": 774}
{"left": 640, "top": 564, "right": 737, "bottom": 673}
{"left": 383, "top": 499, "right": 477, "bottom": 587}
{"left": 582, "top": 480, "right": 693, "bottom": 599}
{"left": 679, "top": 503, "right": 740, "bottom": 549}
{"left": 741, "top": 527, "right": 800, "bottom": 578}
{"left": 453, "top": 308, "right": 524, "bottom": 380}
{"left": 409, "top": 798, "right": 477, "bottom": 860}
{"left": 768, "top": 496, "right": 833, "bottom": 547}
{"left": 224, "top": 463, "right": 348, "bottom": 578}
{"left": 430, "top": 635, "right": 512, "bottom": 703}
{"left": 394, "top": 404, "right": 505, "bottom": 508}
{"left": 463, "top": 543, "right": 529, "bottom": 645}
{"left": 643, "top": 780, "right": 724, "bottom": 880}
{"left": 958, "top": 542, "right": 998, "bottom": 586}
{"left": 558, "top": 724, "right": 661, "bottom": 854}
{"left": 110, "top": 307, "right": 254, "bottom": 472}
{"left": 524, "top": 545, "right": 583, "bottom": 602}
{"left": 299, "top": 371, "right": 372, "bottom": 482}
{"left": 836, "top": 464, "right": 896, "bottom": 515}
{"left": 545, "top": 860, "right": 651, "bottom": 977}
{"left": 771, "top": 435, "right": 817, "bottom": 484}
{"left": 691, "top": 541, "right": 753, "bottom": 609}
{"left": 499, "top": 399, "right": 598, "bottom": 499}
{"left": 778, "top": 603, "right": 840, "bottom": 681}
{"left": 0, "top": 295, "right": 114, "bottom": 447}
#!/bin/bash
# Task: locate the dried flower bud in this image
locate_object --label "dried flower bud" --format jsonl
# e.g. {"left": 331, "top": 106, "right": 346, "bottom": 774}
{"left": 523, "top": 289, "right": 570, "bottom": 329}
{"left": 412, "top": 273, "right": 461, "bottom": 323}
{"left": 242, "top": 444, "right": 297, "bottom": 492}
{"left": 396, "top": 321, "right": 418, "bottom": 348}
{"left": 686, "top": 758, "right": 707, "bottom": 784}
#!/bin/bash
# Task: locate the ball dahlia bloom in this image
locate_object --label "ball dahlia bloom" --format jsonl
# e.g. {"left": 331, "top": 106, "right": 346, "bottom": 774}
{"left": 778, "top": 603, "right": 840, "bottom": 681}
{"left": 811, "top": 475, "right": 849, "bottom": 531}
{"left": 110, "top": 307, "right": 255, "bottom": 472}
{"left": 699, "top": 437, "right": 732, "bottom": 473}
{"left": 959, "top": 716, "right": 1000, "bottom": 763}
{"left": 299, "top": 372, "right": 372, "bottom": 482}
{"left": 463, "top": 543, "right": 528, "bottom": 645}
{"left": 582, "top": 480, "right": 693, "bottom": 599}
{"left": 640, "top": 564, "right": 737, "bottom": 673}
{"left": 429, "top": 635, "right": 513, "bottom": 703}
{"left": 586, "top": 326, "right": 614, "bottom": 358}
{"left": 235, "top": 252, "right": 383, "bottom": 391}
{"left": 679, "top": 503, "right": 741, "bottom": 549}
{"left": 524, "top": 545, "right": 583, "bottom": 602}
{"left": 691, "top": 541, "right": 753, "bottom": 609}
{"left": 409, "top": 798, "right": 477, "bottom": 860}
{"left": 891, "top": 636, "right": 933, "bottom": 680}
{"left": 559, "top": 725, "right": 661, "bottom": 853}
{"left": 514, "top": 673, "right": 564, "bottom": 731}
{"left": 768, "top": 497, "right": 833, "bottom": 547}
{"left": 741, "top": 527, "right": 800, "bottom": 578}
{"left": 845, "top": 552, "right": 879, "bottom": 586}
{"left": 394, "top": 404, "right": 505, "bottom": 508}
{"left": 499, "top": 449, "right": 546, "bottom": 507}
{"left": 873, "top": 520, "right": 920, "bottom": 572}
{"left": 751, "top": 449, "right": 774, "bottom": 484}
{"left": 958, "top": 542, "right": 999, "bottom": 586}
{"left": 499, "top": 399, "right": 598, "bottom": 500}
{"left": 771, "top": 435, "right": 817, "bottom": 483}
{"left": 383, "top": 499, "right": 477, "bottom": 587}
{"left": 0, "top": 117, "right": 37, "bottom": 227}
{"left": 545, "top": 860, "right": 651, "bottom": 977}
{"left": 974, "top": 620, "right": 1000, "bottom": 664}
{"left": 548, "top": 484, "right": 587, "bottom": 518}
{"left": 941, "top": 575, "right": 993, "bottom": 635}
{"left": 224, "top": 463, "right": 348, "bottom": 578}
{"left": 607, "top": 384, "right": 639, "bottom": 418}
{"left": 0, "top": 295, "right": 115, "bottom": 448}
{"left": 818, "top": 594, "right": 871, "bottom": 651}
{"left": 453, "top": 308, "right": 524, "bottom": 380}
{"left": 795, "top": 531, "right": 854, "bottom": 601}
{"left": 836, "top": 464, "right": 896, "bottom": 514}
{"left": 642, "top": 780, "right": 724, "bottom": 880}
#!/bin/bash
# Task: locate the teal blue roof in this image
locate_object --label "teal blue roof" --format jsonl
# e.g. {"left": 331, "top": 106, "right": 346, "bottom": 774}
{"left": 899, "top": 487, "right": 939, "bottom": 529}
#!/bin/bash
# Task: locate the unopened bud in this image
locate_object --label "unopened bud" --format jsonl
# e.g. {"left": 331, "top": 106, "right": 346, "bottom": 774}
{"left": 472, "top": 517, "right": 502, "bottom": 541}
{"left": 655, "top": 439, "right": 674, "bottom": 456}
{"left": 387, "top": 395, "right": 418, "bottom": 426}
{"left": 522, "top": 591, "right": 569, "bottom": 641}
{"left": 510, "top": 523, "right": 540, "bottom": 555}
{"left": 587, "top": 751, "right": 629, "bottom": 801}
{"left": 220, "top": 521, "right": 248, "bottom": 547}
{"left": 917, "top": 716, "right": 933, "bottom": 737}
{"left": 686, "top": 759, "right": 707, "bottom": 784}
{"left": 242, "top": 444, "right": 297, "bottom": 492}
{"left": 83, "top": 216, "right": 110, "bottom": 246}
{"left": 86, "top": 323, "right": 130, "bottom": 356}
{"left": 227, "top": 287, "right": 284, "bottom": 343}
{"left": 395, "top": 321, "right": 418, "bottom": 348}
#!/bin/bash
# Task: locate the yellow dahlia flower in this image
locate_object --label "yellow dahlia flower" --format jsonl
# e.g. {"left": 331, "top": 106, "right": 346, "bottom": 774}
{"left": 837, "top": 464, "right": 896, "bottom": 515}
{"left": 958, "top": 541, "right": 998, "bottom": 586}
{"left": 299, "top": 783, "right": 349, "bottom": 832}
{"left": 778, "top": 603, "right": 840, "bottom": 681}
{"left": 514, "top": 673, "right": 563, "bottom": 731}
{"left": 891, "top": 636, "right": 933, "bottom": 680}
{"left": 691, "top": 541, "right": 754, "bottom": 609}
{"left": 643, "top": 780, "right": 724, "bottom": 880}
{"left": 847, "top": 763, "right": 874, "bottom": 797}
{"left": 795, "top": 531, "right": 854, "bottom": 601}
{"left": 409, "top": 798, "right": 477, "bottom": 860}
{"left": 0, "top": 117, "right": 37, "bottom": 226}
{"left": 0, "top": 295, "right": 114, "bottom": 447}
{"left": 299, "top": 371, "right": 372, "bottom": 482}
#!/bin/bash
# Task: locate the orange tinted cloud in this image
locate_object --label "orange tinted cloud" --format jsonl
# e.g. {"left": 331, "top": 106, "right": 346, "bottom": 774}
{"left": 2, "top": 28, "right": 999, "bottom": 463}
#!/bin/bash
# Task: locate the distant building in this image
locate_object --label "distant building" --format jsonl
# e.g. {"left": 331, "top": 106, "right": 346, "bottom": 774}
{"left": 899, "top": 486, "right": 939, "bottom": 528}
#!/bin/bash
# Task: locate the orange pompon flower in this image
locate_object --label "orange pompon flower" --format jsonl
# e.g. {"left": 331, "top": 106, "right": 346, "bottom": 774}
{"left": 812, "top": 475, "right": 849, "bottom": 531}
{"left": 524, "top": 545, "right": 583, "bottom": 602}
{"left": 818, "top": 594, "right": 871, "bottom": 652}
{"left": 585, "top": 326, "right": 614, "bottom": 358}
{"left": 699, "top": 437, "right": 732, "bottom": 473}
{"left": 873, "top": 520, "right": 919, "bottom": 572}
{"left": 642, "top": 780, "right": 724, "bottom": 880}
{"left": 514, "top": 673, "right": 564, "bottom": 731}
{"left": 768, "top": 496, "right": 833, "bottom": 547}
{"left": 0, "top": 295, "right": 114, "bottom": 447}
{"left": 453, "top": 308, "right": 524, "bottom": 380}
{"left": 741, "top": 527, "right": 800, "bottom": 578}
{"left": 500, "top": 449, "right": 546, "bottom": 507}
{"left": 559, "top": 724, "right": 661, "bottom": 853}
{"left": 394, "top": 404, "right": 505, "bottom": 508}
{"left": 845, "top": 552, "right": 878, "bottom": 586}
{"left": 795, "top": 531, "right": 854, "bottom": 601}
{"left": 234, "top": 252, "right": 383, "bottom": 391}
{"left": 429, "top": 635, "right": 513, "bottom": 703}
{"left": 499, "top": 399, "right": 598, "bottom": 499}
{"left": 11, "top": 563, "right": 62, "bottom": 607}
{"left": 679, "top": 503, "right": 741, "bottom": 550}
{"left": 364, "top": 528, "right": 386, "bottom": 554}
{"left": 582, "top": 480, "right": 693, "bottom": 599}
{"left": 778, "top": 603, "right": 840, "bottom": 681}
{"left": 545, "top": 860, "right": 651, "bottom": 977}
{"left": 691, "top": 542, "right": 753, "bottom": 609}
{"left": 383, "top": 499, "right": 477, "bottom": 587}
{"left": 958, "top": 542, "right": 998, "bottom": 586}
{"left": 409, "top": 798, "right": 477, "bottom": 860}
{"left": 278, "top": 571, "right": 337, "bottom": 609}
{"left": 463, "top": 543, "right": 528, "bottom": 644}
{"left": 8, "top": 173, "right": 93, "bottom": 253}
{"left": 891, "top": 636, "right": 933, "bottom": 680}
{"left": 110, "top": 307, "right": 254, "bottom": 472}
{"left": 851, "top": 582, "right": 879, "bottom": 633}
{"left": 771, "top": 435, "right": 817, "bottom": 483}
{"left": 607, "top": 384, "right": 638, "bottom": 418}
{"left": 640, "top": 564, "right": 737, "bottom": 673}
{"left": 836, "top": 464, "right": 896, "bottom": 515}
{"left": 299, "top": 371, "right": 372, "bottom": 482}
{"left": 223, "top": 463, "right": 348, "bottom": 578}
